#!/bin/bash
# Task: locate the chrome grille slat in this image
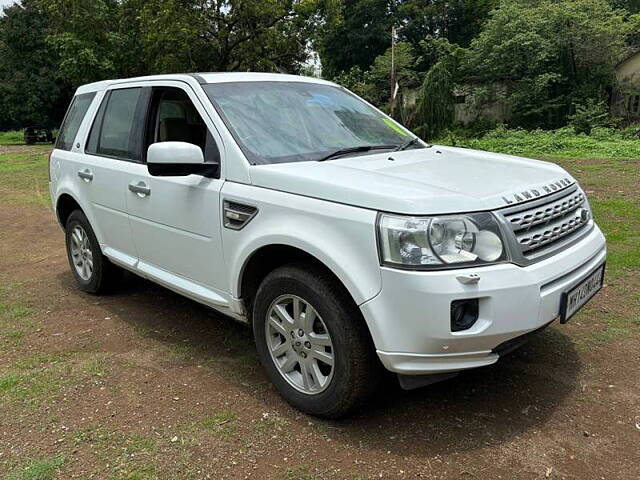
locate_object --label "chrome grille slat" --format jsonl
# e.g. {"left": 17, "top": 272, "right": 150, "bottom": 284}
{"left": 517, "top": 210, "right": 587, "bottom": 252}
{"left": 502, "top": 189, "right": 590, "bottom": 257}
{"left": 507, "top": 191, "right": 584, "bottom": 230}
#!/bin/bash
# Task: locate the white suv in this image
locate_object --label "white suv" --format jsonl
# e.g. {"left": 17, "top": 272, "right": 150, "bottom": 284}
{"left": 50, "top": 73, "right": 606, "bottom": 418}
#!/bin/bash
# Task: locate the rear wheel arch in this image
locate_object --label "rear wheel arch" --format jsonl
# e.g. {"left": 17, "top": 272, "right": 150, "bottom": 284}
{"left": 56, "top": 193, "right": 83, "bottom": 227}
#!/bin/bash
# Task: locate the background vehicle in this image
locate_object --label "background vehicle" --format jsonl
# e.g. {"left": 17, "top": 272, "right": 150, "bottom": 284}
{"left": 49, "top": 73, "right": 606, "bottom": 418}
{"left": 24, "top": 126, "right": 54, "bottom": 144}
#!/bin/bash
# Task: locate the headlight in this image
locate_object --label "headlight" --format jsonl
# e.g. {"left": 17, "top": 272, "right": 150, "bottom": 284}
{"left": 377, "top": 212, "right": 509, "bottom": 269}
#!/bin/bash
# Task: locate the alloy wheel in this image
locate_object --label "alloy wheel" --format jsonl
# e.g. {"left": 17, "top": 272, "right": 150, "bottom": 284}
{"left": 69, "top": 225, "right": 93, "bottom": 281}
{"left": 265, "top": 294, "right": 335, "bottom": 394}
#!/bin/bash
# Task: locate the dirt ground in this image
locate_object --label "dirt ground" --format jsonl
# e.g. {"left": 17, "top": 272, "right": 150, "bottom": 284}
{"left": 0, "top": 147, "right": 639, "bottom": 479}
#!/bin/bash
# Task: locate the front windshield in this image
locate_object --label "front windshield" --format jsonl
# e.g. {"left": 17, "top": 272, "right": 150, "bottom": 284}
{"left": 203, "top": 81, "right": 418, "bottom": 164}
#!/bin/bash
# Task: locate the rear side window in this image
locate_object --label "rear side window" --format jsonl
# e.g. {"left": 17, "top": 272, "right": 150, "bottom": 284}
{"left": 56, "top": 92, "right": 96, "bottom": 151}
{"left": 86, "top": 88, "right": 144, "bottom": 160}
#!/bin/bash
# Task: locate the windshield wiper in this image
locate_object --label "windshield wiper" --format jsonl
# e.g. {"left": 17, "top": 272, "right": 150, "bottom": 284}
{"left": 393, "top": 137, "right": 426, "bottom": 152}
{"left": 316, "top": 144, "right": 397, "bottom": 162}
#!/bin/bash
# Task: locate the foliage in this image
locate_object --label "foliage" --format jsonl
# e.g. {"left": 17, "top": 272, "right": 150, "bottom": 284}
{"left": 397, "top": 0, "right": 498, "bottom": 48}
{"left": 416, "top": 60, "right": 455, "bottom": 140}
{"left": 1, "top": 0, "right": 639, "bottom": 132}
{"left": 464, "top": 0, "right": 637, "bottom": 129}
{"left": 439, "top": 125, "right": 640, "bottom": 159}
{"left": 134, "top": 0, "right": 328, "bottom": 73}
{"left": 613, "top": 0, "right": 640, "bottom": 13}
{"left": 317, "top": 0, "right": 395, "bottom": 78}
{"left": 0, "top": 1, "right": 70, "bottom": 130}
{"left": 414, "top": 38, "right": 464, "bottom": 138}
{"left": 568, "top": 98, "right": 611, "bottom": 134}
{"left": 319, "top": 0, "right": 498, "bottom": 83}
{"left": 0, "top": 0, "right": 333, "bottom": 130}
{"left": 39, "top": 0, "right": 123, "bottom": 85}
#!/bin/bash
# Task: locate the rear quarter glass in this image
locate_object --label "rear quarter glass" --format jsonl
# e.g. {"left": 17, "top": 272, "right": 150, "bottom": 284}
{"left": 56, "top": 92, "right": 96, "bottom": 151}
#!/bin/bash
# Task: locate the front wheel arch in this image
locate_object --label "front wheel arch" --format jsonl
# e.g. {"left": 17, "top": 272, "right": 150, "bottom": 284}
{"left": 239, "top": 244, "right": 363, "bottom": 325}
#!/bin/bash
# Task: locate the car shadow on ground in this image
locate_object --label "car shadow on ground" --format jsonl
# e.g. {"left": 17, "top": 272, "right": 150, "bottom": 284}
{"left": 62, "top": 270, "right": 582, "bottom": 458}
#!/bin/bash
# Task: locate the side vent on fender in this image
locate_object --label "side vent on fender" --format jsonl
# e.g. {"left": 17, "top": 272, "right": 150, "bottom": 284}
{"left": 223, "top": 201, "right": 258, "bottom": 230}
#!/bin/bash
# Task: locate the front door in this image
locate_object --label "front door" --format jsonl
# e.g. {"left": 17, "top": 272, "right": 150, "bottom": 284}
{"left": 125, "top": 84, "right": 228, "bottom": 307}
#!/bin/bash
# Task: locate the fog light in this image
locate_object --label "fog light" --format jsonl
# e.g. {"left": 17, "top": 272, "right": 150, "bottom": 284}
{"left": 451, "top": 299, "right": 479, "bottom": 332}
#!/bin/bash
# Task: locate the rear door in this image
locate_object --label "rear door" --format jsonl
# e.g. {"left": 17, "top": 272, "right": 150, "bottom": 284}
{"left": 124, "top": 82, "right": 228, "bottom": 306}
{"left": 77, "top": 86, "right": 150, "bottom": 268}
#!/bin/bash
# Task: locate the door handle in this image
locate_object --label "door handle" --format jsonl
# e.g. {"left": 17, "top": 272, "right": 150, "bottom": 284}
{"left": 128, "top": 181, "right": 151, "bottom": 197}
{"left": 77, "top": 169, "right": 93, "bottom": 182}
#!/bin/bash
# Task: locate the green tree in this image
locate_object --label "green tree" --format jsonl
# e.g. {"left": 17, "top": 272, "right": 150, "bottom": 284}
{"left": 38, "top": 0, "right": 123, "bottom": 85}
{"left": 397, "top": 0, "right": 498, "bottom": 48}
{"left": 465, "top": 0, "right": 636, "bottom": 128}
{"left": 0, "top": 0, "right": 69, "bottom": 129}
{"left": 613, "top": 0, "right": 640, "bottom": 13}
{"left": 133, "top": 0, "right": 329, "bottom": 73}
{"left": 415, "top": 40, "right": 463, "bottom": 138}
{"left": 368, "top": 41, "right": 418, "bottom": 105}
{"left": 318, "top": 0, "right": 396, "bottom": 78}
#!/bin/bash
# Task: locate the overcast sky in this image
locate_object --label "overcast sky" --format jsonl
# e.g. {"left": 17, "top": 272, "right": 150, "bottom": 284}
{"left": 1, "top": 0, "right": 14, "bottom": 10}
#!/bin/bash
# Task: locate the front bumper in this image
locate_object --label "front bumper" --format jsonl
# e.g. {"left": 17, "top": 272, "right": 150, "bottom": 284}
{"left": 360, "top": 223, "right": 606, "bottom": 375}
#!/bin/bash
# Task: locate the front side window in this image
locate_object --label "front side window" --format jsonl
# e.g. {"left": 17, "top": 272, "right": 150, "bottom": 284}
{"left": 56, "top": 92, "right": 96, "bottom": 151}
{"left": 203, "top": 82, "right": 415, "bottom": 165}
{"left": 87, "top": 88, "right": 142, "bottom": 159}
{"left": 153, "top": 89, "right": 207, "bottom": 151}
{"left": 146, "top": 87, "right": 219, "bottom": 167}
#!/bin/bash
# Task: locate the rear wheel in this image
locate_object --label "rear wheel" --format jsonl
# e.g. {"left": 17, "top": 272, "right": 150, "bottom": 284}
{"left": 252, "top": 264, "right": 379, "bottom": 418}
{"left": 65, "top": 210, "right": 122, "bottom": 293}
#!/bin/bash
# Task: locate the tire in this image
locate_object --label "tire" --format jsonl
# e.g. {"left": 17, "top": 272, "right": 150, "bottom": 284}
{"left": 252, "top": 264, "right": 380, "bottom": 418}
{"left": 65, "top": 209, "right": 122, "bottom": 294}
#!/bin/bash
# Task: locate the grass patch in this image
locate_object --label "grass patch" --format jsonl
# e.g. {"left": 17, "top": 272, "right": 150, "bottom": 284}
{"left": 0, "top": 130, "right": 24, "bottom": 146}
{"left": 7, "top": 306, "right": 33, "bottom": 319}
{"left": 86, "top": 356, "right": 110, "bottom": 377}
{"left": 167, "top": 341, "right": 197, "bottom": 360}
{"left": 439, "top": 126, "right": 640, "bottom": 160}
{"left": 0, "top": 299, "right": 34, "bottom": 347}
{"left": 590, "top": 199, "right": 640, "bottom": 273}
{"left": 256, "top": 412, "right": 290, "bottom": 434}
{"left": 13, "top": 352, "right": 74, "bottom": 370}
{"left": 0, "top": 352, "right": 112, "bottom": 407}
{"left": 4, "top": 456, "right": 65, "bottom": 480}
{"left": 73, "top": 428, "right": 158, "bottom": 480}
{"left": 590, "top": 311, "right": 634, "bottom": 344}
{"left": 0, "top": 150, "right": 51, "bottom": 206}
{"left": 200, "top": 410, "right": 238, "bottom": 438}
{"left": 0, "top": 300, "right": 32, "bottom": 322}
{"left": 281, "top": 465, "right": 318, "bottom": 480}
{"left": 3, "top": 328, "right": 26, "bottom": 344}
{"left": 0, "top": 369, "right": 61, "bottom": 404}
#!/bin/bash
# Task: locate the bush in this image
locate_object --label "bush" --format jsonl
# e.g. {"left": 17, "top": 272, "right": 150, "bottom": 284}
{"left": 568, "top": 99, "right": 611, "bottom": 135}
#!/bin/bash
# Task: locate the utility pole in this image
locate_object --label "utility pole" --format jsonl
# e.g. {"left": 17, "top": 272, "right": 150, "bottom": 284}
{"left": 390, "top": 25, "right": 397, "bottom": 117}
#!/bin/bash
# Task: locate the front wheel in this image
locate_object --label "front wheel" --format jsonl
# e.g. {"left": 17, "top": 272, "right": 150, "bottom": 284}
{"left": 252, "top": 264, "right": 379, "bottom": 418}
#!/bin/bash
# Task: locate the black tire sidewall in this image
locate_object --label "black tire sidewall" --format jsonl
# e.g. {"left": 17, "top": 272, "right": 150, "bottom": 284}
{"left": 253, "top": 265, "right": 372, "bottom": 417}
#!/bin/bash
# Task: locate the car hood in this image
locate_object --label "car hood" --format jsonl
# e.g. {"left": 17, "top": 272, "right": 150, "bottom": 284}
{"left": 248, "top": 145, "right": 576, "bottom": 215}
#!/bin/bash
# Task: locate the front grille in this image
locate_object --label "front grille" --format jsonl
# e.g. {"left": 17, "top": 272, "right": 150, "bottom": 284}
{"left": 502, "top": 188, "right": 590, "bottom": 257}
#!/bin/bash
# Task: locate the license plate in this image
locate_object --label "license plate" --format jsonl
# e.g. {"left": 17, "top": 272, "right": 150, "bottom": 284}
{"left": 560, "top": 263, "right": 605, "bottom": 323}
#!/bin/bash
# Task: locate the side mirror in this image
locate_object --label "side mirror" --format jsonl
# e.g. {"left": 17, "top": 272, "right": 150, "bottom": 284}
{"left": 147, "top": 141, "right": 206, "bottom": 177}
